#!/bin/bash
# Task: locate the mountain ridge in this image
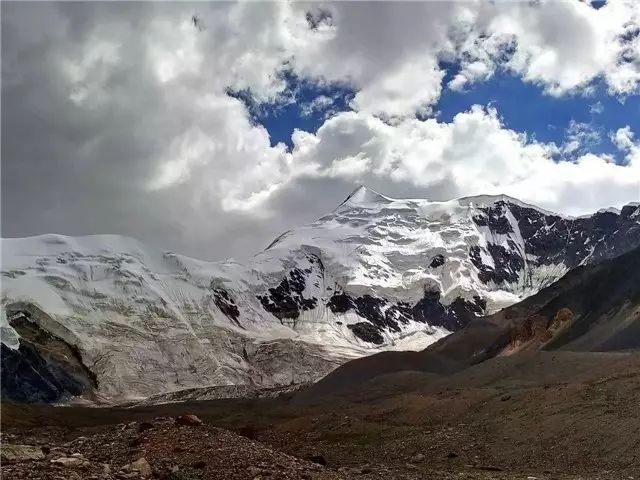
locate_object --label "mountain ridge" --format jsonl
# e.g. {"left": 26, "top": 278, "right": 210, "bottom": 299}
{"left": 297, "top": 243, "right": 640, "bottom": 402}
{"left": 2, "top": 189, "right": 639, "bottom": 403}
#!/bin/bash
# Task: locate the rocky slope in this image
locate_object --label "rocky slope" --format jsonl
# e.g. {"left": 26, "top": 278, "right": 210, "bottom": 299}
{"left": 4, "top": 352, "right": 640, "bottom": 480}
{"left": 2, "top": 187, "right": 639, "bottom": 403}
{"left": 300, "top": 244, "right": 640, "bottom": 400}
{"left": 1, "top": 416, "right": 344, "bottom": 480}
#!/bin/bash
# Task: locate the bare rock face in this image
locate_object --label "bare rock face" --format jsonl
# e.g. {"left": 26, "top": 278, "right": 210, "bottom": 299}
{"left": 1, "top": 188, "right": 639, "bottom": 404}
{"left": 1, "top": 305, "right": 97, "bottom": 403}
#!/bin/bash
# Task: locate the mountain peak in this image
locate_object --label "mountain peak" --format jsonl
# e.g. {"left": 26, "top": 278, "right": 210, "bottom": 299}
{"left": 341, "top": 185, "right": 392, "bottom": 206}
{"left": 338, "top": 188, "right": 564, "bottom": 217}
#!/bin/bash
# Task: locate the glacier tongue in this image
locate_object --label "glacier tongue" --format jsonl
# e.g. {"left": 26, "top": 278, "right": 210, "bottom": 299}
{"left": 1, "top": 188, "right": 639, "bottom": 403}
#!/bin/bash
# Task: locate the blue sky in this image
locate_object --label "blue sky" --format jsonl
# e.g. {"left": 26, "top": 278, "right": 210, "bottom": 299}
{"left": 236, "top": 66, "right": 639, "bottom": 164}
{"left": 436, "top": 70, "right": 640, "bottom": 163}
{"left": 228, "top": 71, "right": 354, "bottom": 149}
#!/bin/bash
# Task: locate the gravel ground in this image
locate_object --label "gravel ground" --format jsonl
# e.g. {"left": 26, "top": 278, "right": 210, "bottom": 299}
{"left": 1, "top": 417, "right": 343, "bottom": 480}
{"left": 4, "top": 352, "right": 640, "bottom": 480}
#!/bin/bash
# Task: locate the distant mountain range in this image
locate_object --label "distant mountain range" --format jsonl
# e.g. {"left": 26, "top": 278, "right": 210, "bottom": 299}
{"left": 2, "top": 186, "right": 639, "bottom": 403}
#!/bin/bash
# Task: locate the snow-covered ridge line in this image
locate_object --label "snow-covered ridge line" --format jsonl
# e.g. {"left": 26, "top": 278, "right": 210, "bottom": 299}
{"left": 1, "top": 187, "right": 639, "bottom": 404}
{"left": 342, "top": 185, "right": 639, "bottom": 221}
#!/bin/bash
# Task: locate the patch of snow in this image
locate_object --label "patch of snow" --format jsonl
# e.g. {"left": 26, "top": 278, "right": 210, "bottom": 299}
{"left": 0, "top": 309, "right": 20, "bottom": 350}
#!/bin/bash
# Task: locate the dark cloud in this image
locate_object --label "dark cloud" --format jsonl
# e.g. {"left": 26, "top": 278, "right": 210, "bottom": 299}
{"left": 1, "top": 2, "right": 296, "bottom": 260}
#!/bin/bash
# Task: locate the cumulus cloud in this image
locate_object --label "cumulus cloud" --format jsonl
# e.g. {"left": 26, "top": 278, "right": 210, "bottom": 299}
{"left": 284, "top": 107, "right": 638, "bottom": 217}
{"left": 290, "top": 2, "right": 462, "bottom": 119}
{"left": 452, "top": 0, "right": 640, "bottom": 96}
{"left": 611, "top": 126, "right": 640, "bottom": 167}
{"left": 561, "top": 120, "right": 602, "bottom": 156}
{"left": 2, "top": 1, "right": 639, "bottom": 261}
{"left": 612, "top": 126, "right": 636, "bottom": 152}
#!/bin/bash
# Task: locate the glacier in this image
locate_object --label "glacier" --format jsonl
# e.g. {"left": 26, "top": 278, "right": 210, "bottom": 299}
{"left": 2, "top": 186, "right": 639, "bottom": 403}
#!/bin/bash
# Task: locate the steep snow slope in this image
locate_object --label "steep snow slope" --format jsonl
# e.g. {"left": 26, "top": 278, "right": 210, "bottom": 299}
{"left": 0, "top": 235, "right": 362, "bottom": 403}
{"left": 2, "top": 187, "right": 639, "bottom": 403}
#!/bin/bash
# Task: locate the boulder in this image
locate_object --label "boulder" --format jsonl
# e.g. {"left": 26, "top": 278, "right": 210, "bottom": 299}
{"left": 130, "top": 457, "right": 153, "bottom": 477}
{"left": 1, "top": 444, "right": 45, "bottom": 462}
{"left": 175, "top": 415, "right": 203, "bottom": 426}
{"left": 51, "top": 456, "right": 83, "bottom": 467}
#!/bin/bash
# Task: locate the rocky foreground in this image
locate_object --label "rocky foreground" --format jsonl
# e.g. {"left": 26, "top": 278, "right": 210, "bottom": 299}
{"left": 3, "top": 368, "right": 640, "bottom": 480}
{"left": 1, "top": 415, "right": 341, "bottom": 480}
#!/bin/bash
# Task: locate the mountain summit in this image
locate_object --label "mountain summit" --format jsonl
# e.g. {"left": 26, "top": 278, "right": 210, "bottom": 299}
{"left": 340, "top": 185, "right": 393, "bottom": 206}
{"left": 2, "top": 190, "right": 639, "bottom": 403}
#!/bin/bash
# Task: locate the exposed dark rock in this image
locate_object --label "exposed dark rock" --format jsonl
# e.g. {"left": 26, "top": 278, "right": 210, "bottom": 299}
{"left": 429, "top": 254, "right": 445, "bottom": 268}
{"left": 347, "top": 322, "right": 384, "bottom": 345}
{"left": 1, "top": 305, "right": 97, "bottom": 403}
{"left": 469, "top": 200, "right": 640, "bottom": 287}
{"left": 327, "top": 291, "right": 354, "bottom": 314}
{"left": 412, "top": 291, "right": 485, "bottom": 331}
{"left": 471, "top": 214, "right": 488, "bottom": 227}
{"left": 212, "top": 287, "right": 241, "bottom": 326}
{"left": 412, "top": 290, "right": 448, "bottom": 325}
{"left": 334, "top": 294, "right": 415, "bottom": 341}
{"left": 257, "top": 254, "right": 322, "bottom": 321}
{"left": 469, "top": 245, "right": 493, "bottom": 284}
{"left": 330, "top": 288, "right": 487, "bottom": 343}
{"left": 475, "top": 243, "right": 524, "bottom": 285}
{"left": 473, "top": 203, "right": 513, "bottom": 234}
{"left": 353, "top": 295, "right": 392, "bottom": 330}
{"left": 621, "top": 204, "right": 638, "bottom": 217}
{"left": 385, "top": 302, "right": 413, "bottom": 326}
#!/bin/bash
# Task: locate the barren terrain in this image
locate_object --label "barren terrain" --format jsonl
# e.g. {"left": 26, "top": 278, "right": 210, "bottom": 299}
{"left": 4, "top": 350, "right": 640, "bottom": 479}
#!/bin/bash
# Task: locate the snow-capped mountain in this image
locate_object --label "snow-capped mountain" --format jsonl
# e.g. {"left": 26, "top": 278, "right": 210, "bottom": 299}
{"left": 2, "top": 186, "right": 639, "bottom": 403}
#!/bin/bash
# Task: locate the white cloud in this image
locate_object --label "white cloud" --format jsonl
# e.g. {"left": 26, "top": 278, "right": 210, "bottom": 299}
{"left": 287, "top": 1, "right": 640, "bottom": 117}
{"left": 561, "top": 120, "right": 602, "bottom": 156}
{"left": 612, "top": 126, "right": 636, "bottom": 152}
{"left": 278, "top": 107, "right": 639, "bottom": 217}
{"left": 448, "top": 61, "right": 493, "bottom": 91}
{"left": 288, "top": 2, "right": 463, "bottom": 119}
{"left": 300, "top": 95, "right": 334, "bottom": 117}
{"left": 611, "top": 126, "right": 640, "bottom": 168}
{"left": 350, "top": 55, "right": 444, "bottom": 119}
{"left": 452, "top": 1, "right": 640, "bottom": 96}
{"left": 3, "top": 1, "right": 640, "bottom": 260}
{"left": 590, "top": 101, "right": 604, "bottom": 115}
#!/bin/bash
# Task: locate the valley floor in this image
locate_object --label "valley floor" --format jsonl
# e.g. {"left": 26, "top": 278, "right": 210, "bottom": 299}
{"left": 3, "top": 350, "right": 640, "bottom": 480}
